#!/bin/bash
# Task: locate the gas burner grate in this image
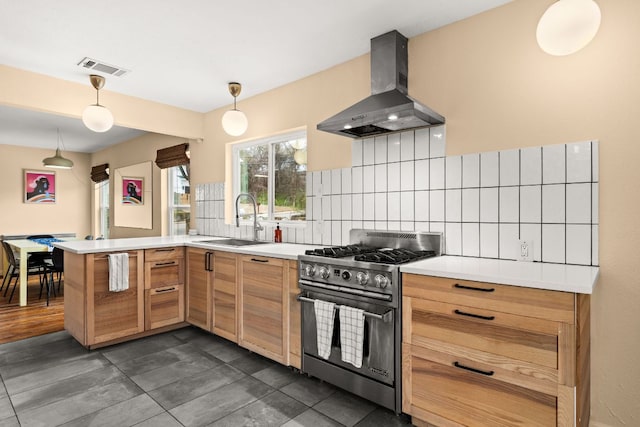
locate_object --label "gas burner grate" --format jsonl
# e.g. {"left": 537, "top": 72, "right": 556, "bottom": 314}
{"left": 354, "top": 248, "right": 436, "bottom": 265}
{"left": 304, "top": 245, "right": 378, "bottom": 258}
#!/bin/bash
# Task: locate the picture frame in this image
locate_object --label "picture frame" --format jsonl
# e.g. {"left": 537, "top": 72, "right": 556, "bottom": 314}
{"left": 122, "top": 177, "right": 144, "bottom": 204}
{"left": 24, "top": 169, "right": 56, "bottom": 203}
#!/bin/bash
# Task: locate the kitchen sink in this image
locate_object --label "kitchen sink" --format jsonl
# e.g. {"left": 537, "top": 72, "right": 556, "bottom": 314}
{"left": 199, "top": 238, "right": 270, "bottom": 247}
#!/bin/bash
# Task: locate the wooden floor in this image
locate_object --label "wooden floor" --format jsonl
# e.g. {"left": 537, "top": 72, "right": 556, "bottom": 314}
{"left": 0, "top": 273, "right": 64, "bottom": 344}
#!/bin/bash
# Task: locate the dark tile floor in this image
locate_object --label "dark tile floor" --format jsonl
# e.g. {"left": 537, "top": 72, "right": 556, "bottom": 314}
{"left": 0, "top": 327, "right": 414, "bottom": 427}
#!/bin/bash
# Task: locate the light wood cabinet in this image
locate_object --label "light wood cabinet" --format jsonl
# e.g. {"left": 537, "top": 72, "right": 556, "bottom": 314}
{"left": 186, "top": 248, "right": 212, "bottom": 330}
{"left": 144, "top": 247, "right": 185, "bottom": 330}
{"left": 288, "top": 260, "right": 301, "bottom": 369}
{"left": 64, "top": 250, "right": 144, "bottom": 348}
{"left": 238, "top": 255, "right": 289, "bottom": 364}
{"left": 402, "top": 274, "right": 590, "bottom": 427}
{"left": 212, "top": 251, "right": 238, "bottom": 342}
{"left": 186, "top": 248, "right": 239, "bottom": 342}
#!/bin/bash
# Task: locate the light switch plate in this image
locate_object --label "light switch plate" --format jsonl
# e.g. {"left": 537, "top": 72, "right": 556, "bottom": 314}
{"left": 518, "top": 239, "right": 534, "bottom": 262}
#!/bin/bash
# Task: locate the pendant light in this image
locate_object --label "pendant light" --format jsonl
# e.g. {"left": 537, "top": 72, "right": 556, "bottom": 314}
{"left": 43, "top": 129, "right": 74, "bottom": 169}
{"left": 536, "top": 0, "right": 601, "bottom": 56}
{"left": 221, "top": 82, "right": 248, "bottom": 136}
{"left": 82, "top": 74, "right": 114, "bottom": 132}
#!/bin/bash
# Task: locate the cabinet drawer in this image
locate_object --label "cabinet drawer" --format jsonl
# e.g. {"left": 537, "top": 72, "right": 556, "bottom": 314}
{"left": 145, "top": 258, "right": 184, "bottom": 289}
{"left": 145, "top": 285, "right": 184, "bottom": 329}
{"left": 406, "top": 345, "right": 557, "bottom": 427}
{"left": 408, "top": 297, "right": 559, "bottom": 370}
{"left": 403, "top": 274, "right": 575, "bottom": 323}
{"left": 145, "top": 247, "right": 184, "bottom": 262}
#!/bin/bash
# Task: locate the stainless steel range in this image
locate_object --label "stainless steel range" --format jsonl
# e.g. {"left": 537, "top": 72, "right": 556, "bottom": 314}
{"left": 297, "top": 229, "right": 442, "bottom": 413}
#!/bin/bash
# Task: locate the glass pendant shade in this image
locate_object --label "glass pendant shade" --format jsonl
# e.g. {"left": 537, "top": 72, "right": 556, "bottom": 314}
{"left": 43, "top": 148, "right": 73, "bottom": 169}
{"left": 294, "top": 148, "right": 307, "bottom": 165}
{"left": 536, "top": 0, "right": 601, "bottom": 56}
{"left": 222, "top": 109, "right": 248, "bottom": 136}
{"left": 82, "top": 104, "right": 114, "bottom": 133}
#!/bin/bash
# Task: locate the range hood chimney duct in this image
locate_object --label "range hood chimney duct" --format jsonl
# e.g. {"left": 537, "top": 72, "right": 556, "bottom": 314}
{"left": 317, "top": 30, "right": 444, "bottom": 138}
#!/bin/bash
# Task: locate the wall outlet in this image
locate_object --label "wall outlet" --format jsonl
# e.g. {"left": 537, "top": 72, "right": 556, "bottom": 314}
{"left": 518, "top": 239, "right": 534, "bottom": 262}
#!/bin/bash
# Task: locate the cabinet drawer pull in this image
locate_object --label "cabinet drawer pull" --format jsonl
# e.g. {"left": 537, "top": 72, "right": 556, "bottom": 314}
{"left": 205, "top": 252, "right": 213, "bottom": 271}
{"left": 155, "top": 287, "right": 176, "bottom": 293}
{"left": 250, "top": 258, "right": 269, "bottom": 263}
{"left": 154, "top": 248, "right": 175, "bottom": 252}
{"left": 454, "top": 283, "right": 495, "bottom": 293}
{"left": 154, "top": 261, "right": 176, "bottom": 267}
{"left": 454, "top": 309, "right": 495, "bottom": 321}
{"left": 453, "top": 362, "right": 494, "bottom": 376}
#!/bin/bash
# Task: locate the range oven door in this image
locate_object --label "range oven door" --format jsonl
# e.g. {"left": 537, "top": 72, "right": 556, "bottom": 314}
{"left": 299, "top": 284, "right": 395, "bottom": 386}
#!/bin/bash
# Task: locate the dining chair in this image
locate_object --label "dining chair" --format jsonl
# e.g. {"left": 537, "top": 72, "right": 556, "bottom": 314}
{"left": 44, "top": 247, "right": 64, "bottom": 297}
{"left": 1, "top": 240, "right": 43, "bottom": 304}
{"left": 26, "top": 235, "right": 54, "bottom": 287}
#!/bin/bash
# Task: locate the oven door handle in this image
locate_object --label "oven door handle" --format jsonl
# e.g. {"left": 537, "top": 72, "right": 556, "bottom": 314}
{"left": 298, "top": 279, "right": 393, "bottom": 302}
{"left": 297, "top": 293, "right": 393, "bottom": 323}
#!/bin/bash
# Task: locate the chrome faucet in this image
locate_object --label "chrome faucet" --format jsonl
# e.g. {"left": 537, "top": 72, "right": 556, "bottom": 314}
{"left": 235, "top": 193, "right": 264, "bottom": 241}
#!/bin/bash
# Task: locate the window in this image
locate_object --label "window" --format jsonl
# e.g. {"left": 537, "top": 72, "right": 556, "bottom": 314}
{"left": 168, "top": 165, "right": 191, "bottom": 235}
{"left": 233, "top": 130, "right": 306, "bottom": 223}
{"left": 98, "top": 181, "right": 109, "bottom": 238}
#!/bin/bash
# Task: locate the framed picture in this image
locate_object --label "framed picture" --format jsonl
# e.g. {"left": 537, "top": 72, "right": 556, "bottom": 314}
{"left": 24, "top": 170, "right": 56, "bottom": 203}
{"left": 122, "top": 177, "right": 144, "bottom": 204}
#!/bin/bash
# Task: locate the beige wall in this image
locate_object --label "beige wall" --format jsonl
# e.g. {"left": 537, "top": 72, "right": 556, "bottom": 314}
{"left": 0, "top": 144, "right": 91, "bottom": 239}
{"left": 0, "top": 0, "right": 637, "bottom": 424}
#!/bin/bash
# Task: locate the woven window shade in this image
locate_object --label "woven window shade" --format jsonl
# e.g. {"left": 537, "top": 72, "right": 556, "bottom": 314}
{"left": 90, "top": 163, "right": 109, "bottom": 183}
{"left": 155, "top": 143, "right": 190, "bottom": 169}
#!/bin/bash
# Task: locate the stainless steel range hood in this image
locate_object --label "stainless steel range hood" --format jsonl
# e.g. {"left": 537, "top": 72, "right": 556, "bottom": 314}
{"left": 317, "top": 30, "right": 444, "bottom": 138}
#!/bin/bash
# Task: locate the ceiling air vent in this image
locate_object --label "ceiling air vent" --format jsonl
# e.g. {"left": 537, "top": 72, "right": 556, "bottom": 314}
{"left": 77, "top": 57, "right": 130, "bottom": 77}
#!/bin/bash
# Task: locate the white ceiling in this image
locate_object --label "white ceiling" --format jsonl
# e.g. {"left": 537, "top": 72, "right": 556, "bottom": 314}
{"left": 0, "top": 0, "right": 513, "bottom": 153}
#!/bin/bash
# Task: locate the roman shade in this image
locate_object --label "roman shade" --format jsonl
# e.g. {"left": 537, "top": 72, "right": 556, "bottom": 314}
{"left": 90, "top": 163, "right": 109, "bottom": 183}
{"left": 155, "top": 143, "right": 190, "bottom": 169}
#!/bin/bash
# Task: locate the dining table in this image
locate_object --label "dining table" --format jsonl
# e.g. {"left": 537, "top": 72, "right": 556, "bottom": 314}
{"left": 5, "top": 238, "right": 59, "bottom": 306}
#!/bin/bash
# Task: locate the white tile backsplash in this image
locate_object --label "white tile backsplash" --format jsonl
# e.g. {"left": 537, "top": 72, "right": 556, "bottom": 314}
{"left": 446, "top": 156, "right": 462, "bottom": 189}
{"left": 566, "top": 141, "right": 591, "bottom": 183}
{"left": 543, "top": 144, "right": 566, "bottom": 184}
{"left": 400, "top": 131, "right": 415, "bottom": 161}
{"left": 462, "top": 153, "right": 480, "bottom": 188}
{"left": 430, "top": 158, "right": 445, "bottom": 190}
{"left": 480, "top": 151, "right": 499, "bottom": 187}
{"left": 520, "top": 147, "right": 542, "bottom": 185}
{"left": 196, "top": 133, "right": 598, "bottom": 266}
{"left": 415, "top": 159, "right": 429, "bottom": 191}
{"left": 400, "top": 161, "right": 415, "bottom": 191}
{"left": 375, "top": 136, "right": 388, "bottom": 164}
{"left": 566, "top": 183, "right": 591, "bottom": 224}
{"left": 387, "top": 133, "right": 401, "bottom": 162}
{"left": 499, "top": 149, "right": 519, "bottom": 186}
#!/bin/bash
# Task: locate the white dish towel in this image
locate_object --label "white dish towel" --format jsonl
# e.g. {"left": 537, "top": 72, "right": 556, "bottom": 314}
{"left": 339, "top": 305, "right": 365, "bottom": 368}
{"left": 314, "top": 299, "right": 336, "bottom": 360}
{"left": 108, "top": 253, "right": 129, "bottom": 292}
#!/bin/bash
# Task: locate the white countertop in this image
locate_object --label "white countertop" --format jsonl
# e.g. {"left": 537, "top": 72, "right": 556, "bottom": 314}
{"left": 401, "top": 255, "right": 599, "bottom": 294}
{"left": 55, "top": 237, "right": 599, "bottom": 293}
{"left": 54, "top": 235, "right": 317, "bottom": 260}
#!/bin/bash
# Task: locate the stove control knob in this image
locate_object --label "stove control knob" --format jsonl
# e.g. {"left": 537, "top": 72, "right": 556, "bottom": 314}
{"left": 375, "top": 274, "right": 389, "bottom": 289}
{"left": 341, "top": 271, "right": 352, "bottom": 281}
{"left": 356, "top": 272, "right": 369, "bottom": 286}
{"left": 318, "top": 266, "right": 330, "bottom": 280}
{"left": 304, "top": 264, "right": 316, "bottom": 277}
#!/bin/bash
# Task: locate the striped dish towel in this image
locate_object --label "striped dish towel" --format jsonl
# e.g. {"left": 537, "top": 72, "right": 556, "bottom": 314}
{"left": 314, "top": 299, "right": 336, "bottom": 359}
{"left": 108, "top": 253, "right": 129, "bottom": 292}
{"left": 339, "top": 305, "right": 365, "bottom": 368}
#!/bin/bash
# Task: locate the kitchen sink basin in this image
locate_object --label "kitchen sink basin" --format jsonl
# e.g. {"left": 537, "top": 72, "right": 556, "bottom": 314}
{"left": 199, "top": 238, "right": 270, "bottom": 247}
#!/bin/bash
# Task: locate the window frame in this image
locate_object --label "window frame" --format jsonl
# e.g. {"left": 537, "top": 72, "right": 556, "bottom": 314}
{"left": 97, "top": 180, "right": 109, "bottom": 239}
{"left": 167, "top": 165, "right": 191, "bottom": 236}
{"left": 232, "top": 129, "right": 306, "bottom": 225}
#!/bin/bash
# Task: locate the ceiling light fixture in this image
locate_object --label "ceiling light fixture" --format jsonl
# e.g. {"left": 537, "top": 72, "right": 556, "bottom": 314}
{"left": 43, "top": 129, "right": 74, "bottom": 169}
{"left": 222, "top": 82, "right": 248, "bottom": 136}
{"left": 536, "top": 0, "right": 601, "bottom": 56}
{"left": 82, "top": 74, "right": 114, "bottom": 132}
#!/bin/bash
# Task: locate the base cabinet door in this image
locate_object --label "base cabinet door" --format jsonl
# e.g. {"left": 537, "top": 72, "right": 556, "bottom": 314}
{"left": 239, "top": 255, "right": 288, "bottom": 364}
{"left": 186, "top": 248, "right": 212, "bottom": 330}
{"left": 212, "top": 251, "right": 238, "bottom": 342}
{"left": 146, "top": 285, "right": 184, "bottom": 330}
{"left": 89, "top": 251, "right": 144, "bottom": 345}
